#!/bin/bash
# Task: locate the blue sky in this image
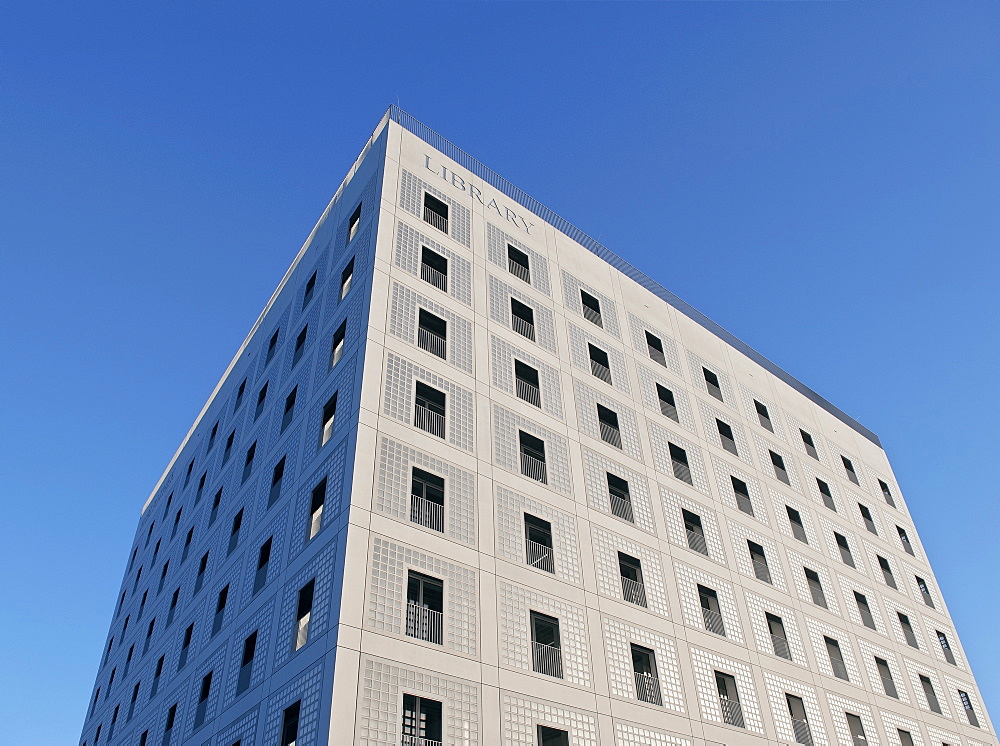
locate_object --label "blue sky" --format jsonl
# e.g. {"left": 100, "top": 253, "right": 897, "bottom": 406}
{"left": 1, "top": 3, "right": 998, "bottom": 743}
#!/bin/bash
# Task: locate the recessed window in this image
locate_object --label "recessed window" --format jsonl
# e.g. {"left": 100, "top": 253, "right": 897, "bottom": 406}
{"left": 213, "top": 585, "right": 229, "bottom": 636}
{"left": 207, "top": 421, "right": 219, "bottom": 452}
{"left": 410, "top": 468, "right": 444, "bottom": 532}
{"left": 588, "top": 343, "right": 612, "bottom": 384}
{"left": 193, "top": 671, "right": 213, "bottom": 728}
{"left": 655, "top": 383, "right": 678, "bottom": 421}
{"left": 877, "top": 555, "right": 897, "bottom": 589}
{"left": 420, "top": 246, "right": 448, "bottom": 291}
{"left": 510, "top": 297, "right": 535, "bottom": 341}
{"left": 834, "top": 532, "right": 855, "bottom": 567}
{"left": 236, "top": 631, "right": 257, "bottom": 695}
{"left": 786, "top": 505, "right": 808, "bottom": 543}
{"left": 878, "top": 478, "right": 896, "bottom": 507}
{"left": 766, "top": 613, "right": 791, "bottom": 660}
{"left": 619, "top": 552, "right": 647, "bottom": 607}
{"left": 937, "top": 630, "right": 957, "bottom": 665}
{"left": 292, "top": 325, "right": 308, "bottom": 366}
{"left": 731, "top": 476, "right": 754, "bottom": 516}
{"left": 915, "top": 576, "right": 935, "bottom": 607}
{"left": 898, "top": 612, "right": 919, "bottom": 647}
{"left": 804, "top": 567, "right": 827, "bottom": 608}
{"left": 669, "top": 442, "right": 692, "bottom": 484}
{"left": 405, "top": 570, "right": 444, "bottom": 644}
{"left": 265, "top": 329, "right": 279, "bottom": 365}
{"left": 919, "top": 675, "right": 942, "bottom": 714}
{"left": 307, "top": 478, "right": 327, "bottom": 540}
{"left": 786, "top": 694, "right": 812, "bottom": 745}
{"left": 841, "top": 455, "right": 860, "bottom": 484}
{"left": 897, "top": 525, "right": 915, "bottom": 555}
{"left": 347, "top": 202, "right": 362, "bottom": 242}
{"left": 413, "top": 382, "right": 445, "bottom": 438}
{"left": 184, "top": 460, "right": 194, "bottom": 487}
{"left": 208, "top": 488, "right": 222, "bottom": 527}
{"left": 645, "top": 331, "right": 667, "bottom": 367}
{"left": 178, "top": 623, "right": 194, "bottom": 670}
{"left": 607, "top": 473, "right": 634, "bottom": 523}
{"left": 715, "top": 671, "right": 744, "bottom": 727}
{"left": 254, "top": 381, "right": 268, "bottom": 420}
{"left": 330, "top": 320, "right": 347, "bottom": 368}
{"left": 194, "top": 551, "right": 209, "bottom": 594}
{"left": 717, "top": 419, "right": 738, "bottom": 456}
{"left": 252, "top": 538, "right": 272, "bottom": 595}
{"left": 769, "top": 450, "right": 790, "bottom": 484}
{"left": 422, "top": 192, "right": 449, "bottom": 233}
{"left": 537, "top": 725, "right": 569, "bottom": 746}
{"left": 816, "top": 478, "right": 836, "bottom": 511}
{"left": 280, "top": 701, "right": 301, "bottom": 746}
{"left": 959, "top": 690, "right": 980, "bottom": 727}
{"left": 876, "top": 657, "right": 898, "bottom": 697}
{"left": 530, "top": 611, "right": 563, "bottom": 678}
{"left": 518, "top": 431, "right": 547, "bottom": 484}
{"left": 339, "top": 258, "right": 355, "bottom": 299}
{"left": 233, "top": 378, "right": 246, "bottom": 412}
{"left": 854, "top": 591, "right": 876, "bottom": 629}
{"left": 293, "top": 579, "right": 315, "bottom": 651}
{"left": 846, "top": 713, "right": 868, "bottom": 746}
{"left": 702, "top": 367, "right": 723, "bottom": 401}
{"left": 268, "top": 457, "right": 286, "bottom": 507}
{"left": 301, "top": 270, "right": 317, "bottom": 310}
{"left": 825, "top": 636, "right": 849, "bottom": 680}
{"left": 281, "top": 386, "right": 297, "bottom": 432}
{"left": 514, "top": 360, "right": 541, "bottom": 407}
{"left": 524, "top": 513, "right": 555, "bottom": 573}
{"left": 748, "top": 541, "right": 771, "bottom": 583}
{"left": 320, "top": 392, "right": 338, "bottom": 446}
{"left": 698, "top": 585, "right": 725, "bottom": 635}
{"left": 403, "top": 695, "right": 443, "bottom": 745}
{"left": 799, "top": 429, "right": 818, "bottom": 459}
{"left": 754, "top": 399, "right": 773, "bottom": 431}
{"left": 631, "top": 643, "right": 661, "bottom": 705}
{"left": 416, "top": 309, "right": 447, "bottom": 359}
{"left": 507, "top": 244, "right": 530, "bottom": 283}
{"left": 241, "top": 441, "right": 257, "bottom": 483}
{"left": 222, "top": 430, "right": 235, "bottom": 465}
{"left": 858, "top": 503, "right": 878, "bottom": 535}
{"left": 597, "top": 404, "right": 622, "bottom": 448}
{"left": 683, "top": 509, "right": 707, "bottom": 555}
{"left": 580, "top": 289, "right": 603, "bottom": 328}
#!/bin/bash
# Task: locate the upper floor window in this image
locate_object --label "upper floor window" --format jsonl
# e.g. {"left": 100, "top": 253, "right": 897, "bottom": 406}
{"left": 597, "top": 404, "right": 622, "bottom": 448}
{"left": 518, "top": 431, "right": 547, "bottom": 484}
{"left": 754, "top": 399, "right": 773, "bottom": 431}
{"left": 645, "top": 331, "right": 667, "bottom": 367}
{"left": 702, "top": 367, "right": 723, "bottom": 401}
{"left": 347, "top": 202, "right": 362, "bottom": 242}
{"left": 656, "top": 383, "right": 678, "bottom": 421}
{"left": 524, "top": 513, "right": 555, "bottom": 573}
{"left": 530, "top": 611, "right": 563, "bottom": 678}
{"left": 416, "top": 309, "right": 447, "bottom": 359}
{"left": 841, "top": 455, "right": 860, "bottom": 485}
{"left": 608, "top": 473, "right": 634, "bottom": 523}
{"left": 422, "top": 192, "right": 449, "bottom": 233}
{"left": 330, "top": 320, "right": 347, "bottom": 368}
{"left": 339, "top": 258, "right": 355, "bottom": 299}
{"left": 420, "top": 246, "right": 448, "bottom": 291}
{"left": 265, "top": 329, "right": 279, "bottom": 365}
{"left": 413, "top": 383, "right": 446, "bottom": 438}
{"left": 588, "top": 343, "right": 612, "bottom": 384}
{"left": 717, "top": 419, "right": 738, "bottom": 456}
{"left": 507, "top": 244, "right": 531, "bottom": 284}
{"left": 580, "top": 289, "right": 603, "bottom": 328}
{"left": 302, "top": 270, "right": 317, "bottom": 310}
{"left": 510, "top": 297, "right": 535, "bottom": 341}
{"left": 410, "top": 468, "right": 444, "bottom": 533}
{"left": 878, "top": 479, "right": 896, "bottom": 507}
{"left": 292, "top": 325, "right": 308, "bottom": 366}
{"left": 669, "top": 443, "right": 692, "bottom": 485}
{"left": 514, "top": 360, "right": 541, "bottom": 408}
{"left": 405, "top": 570, "right": 443, "bottom": 645}
{"left": 800, "top": 429, "right": 818, "bottom": 459}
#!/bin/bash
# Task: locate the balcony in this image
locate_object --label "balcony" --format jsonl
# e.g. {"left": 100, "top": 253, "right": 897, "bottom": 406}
{"left": 417, "top": 327, "right": 447, "bottom": 359}
{"left": 771, "top": 634, "right": 792, "bottom": 660}
{"left": 791, "top": 718, "right": 814, "bottom": 746}
{"left": 405, "top": 602, "right": 443, "bottom": 645}
{"left": 520, "top": 451, "right": 547, "bottom": 484}
{"left": 414, "top": 405, "right": 445, "bottom": 439}
{"left": 516, "top": 378, "right": 541, "bottom": 407}
{"left": 590, "top": 359, "right": 612, "bottom": 384}
{"left": 752, "top": 559, "right": 772, "bottom": 584}
{"left": 511, "top": 314, "right": 535, "bottom": 341}
{"left": 634, "top": 671, "right": 662, "bottom": 706}
{"left": 420, "top": 262, "right": 448, "bottom": 292}
{"left": 621, "top": 576, "right": 647, "bottom": 608}
{"left": 702, "top": 607, "right": 726, "bottom": 636}
{"left": 600, "top": 421, "right": 622, "bottom": 448}
{"left": 532, "top": 641, "right": 564, "bottom": 678}
{"left": 525, "top": 538, "right": 555, "bottom": 574}
{"left": 410, "top": 494, "right": 444, "bottom": 533}
{"left": 609, "top": 493, "right": 634, "bottom": 523}
{"left": 719, "top": 697, "right": 745, "bottom": 728}
{"left": 686, "top": 529, "right": 708, "bottom": 555}
{"left": 402, "top": 737, "right": 443, "bottom": 746}
{"left": 423, "top": 205, "right": 448, "bottom": 234}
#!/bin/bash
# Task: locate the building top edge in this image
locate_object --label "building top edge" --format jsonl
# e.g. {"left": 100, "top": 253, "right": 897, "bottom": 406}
{"left": 385, "top": 105, "right": 880, "bottom": 448}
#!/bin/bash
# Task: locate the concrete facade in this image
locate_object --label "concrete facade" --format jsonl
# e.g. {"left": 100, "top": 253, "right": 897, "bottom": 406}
{"left": 80, "top": 108, "right": 996, "bottom": 746}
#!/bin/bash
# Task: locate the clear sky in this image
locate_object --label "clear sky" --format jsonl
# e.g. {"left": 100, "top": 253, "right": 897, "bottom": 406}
{"left": 1, "top": 3, "right": 998, "bottom": 743}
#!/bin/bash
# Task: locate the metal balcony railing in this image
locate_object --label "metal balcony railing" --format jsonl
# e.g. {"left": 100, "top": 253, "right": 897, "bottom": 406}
{"left": 702, "top": 607, "right": 726, "bottom": 636}
{"left": 410, "top": 495, "right": 445, "bottom": 532}
{"left": 402, "top": 737, "right": 443, "bottom": 746}
{"left": 771, "top": 634, "right": 792, "bottom": 660}
{"left": 582, "top": 305, "right": 603, "bottom": 328}
{"left": 881, "top": 675, "right": 899, "bottom": 698}
{"left": 621, "top": 576, "right": 647, "bottom": 607}
{"left": 719, "top": 697, "right": 745, "bottom": 728}
{"left": 511, "top": 315, "right": 535, "bottom": 341}
{"left": 420, "top": 262, "right": 448, "bottom": 292}
{"left": 414, "top": 405, "right": 446, "bottom": 438}
{"left": 752, "top": 559, "right": 773, "bottom": 584}
{"left": 600, "top": 422, "right": 622, "bottom": 449}
{"left": 672, "top": 460, "right": 692, "bottom": 485}
{"left": 532, "top": 641, "right": 563, "bottom": 678}
{"left": 405, "top": 602, "right": 443, "bottom": 645}
{"left": 520, "top": 451, "right": 547, "bottom": 484}
{"left": 516, "top": 379, "right": 541, "bottom": 407}
{"left": 686, "top": 529, "right": 708, "bottom": 555}
{"left": 508, "top": 258, "right": 531, "bottom": 284}
{"left": 525, "top": 539, "right": 555, "bottom": 574}
{"left": 830, "top": 657, "right": 849, "bottom": 681}
{"left": 609, "top": 493, "right": 634, "bottom": 523}
{"left": 791, "top": 717, "right": 814, "bottom": 746}
{"left": 634, "top": 671, "right": 662, "bottom": 706}
{"left": 417, "top": 327, "right": 447, "bottom": 359}
{"left": 590, "top": 360, "right": 612, "bottom": 383}
{"left": 423, "top": 206, "right": 448, "bottom": 234}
